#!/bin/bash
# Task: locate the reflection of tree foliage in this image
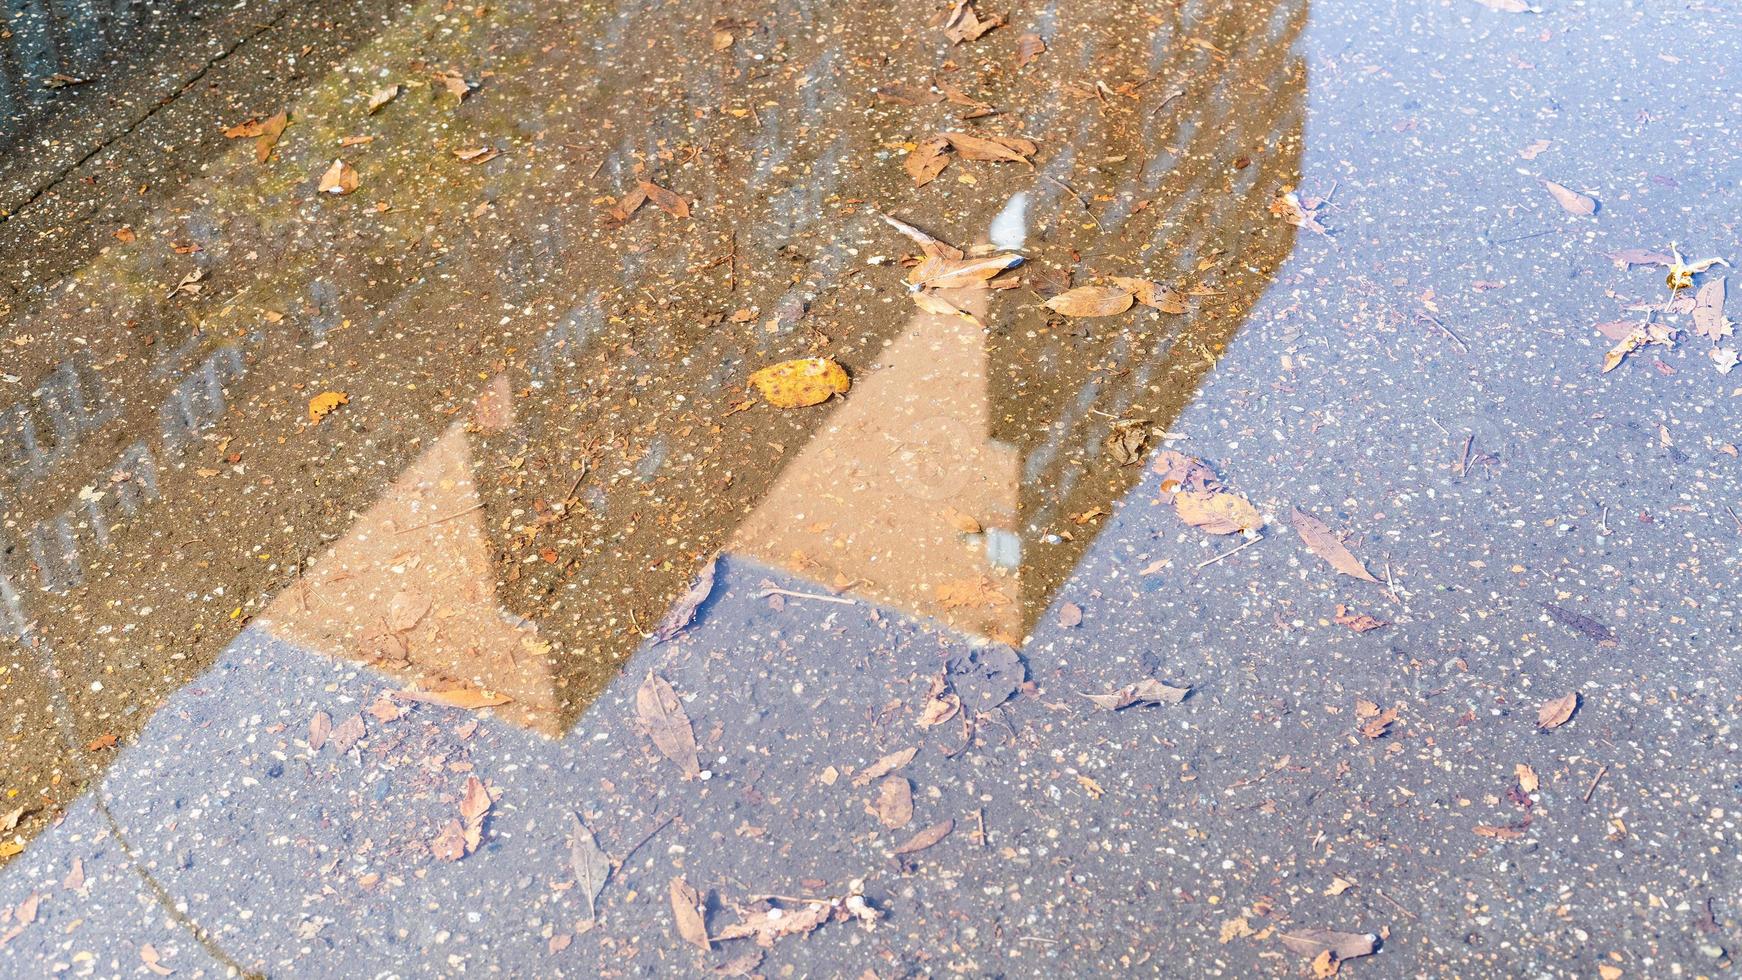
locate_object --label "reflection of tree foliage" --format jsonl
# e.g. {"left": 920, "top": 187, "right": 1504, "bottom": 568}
{"left": 478, "top": 0, "right": 1309, "bottom": 723}
{"left": 993, "top": 1, "right": 1308, "bottom": 631}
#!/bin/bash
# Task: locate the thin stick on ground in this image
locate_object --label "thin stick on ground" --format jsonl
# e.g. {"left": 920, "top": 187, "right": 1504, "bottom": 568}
{"left": 755, "top": 586, "right": 857, "bottom": 605}
{"left": 395, "top": 502, "right": 485, "bottom": 534}
{"left": 1195, "top": 534, "right": 1261, "bottom": 569}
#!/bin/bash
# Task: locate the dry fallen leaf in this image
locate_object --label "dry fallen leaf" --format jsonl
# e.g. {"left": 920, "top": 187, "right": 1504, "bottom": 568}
{"left": 910, "top": 291, "right": 985, "bottom": 327}
{"left": 1109, "top": 276, "right": 1187, "bottom": 314}
{"left": 1044, "top": 285, "right": 1134, "bottom": 318}
{"left": 460, "top": 775, "right": 492, "bottom": 824}
{"left": 670, "top": 877, "right": 711, "bottom": 950}
{"left": 639, "top": 181, "right": 692, "bottom": 218}
{"left": 941, "top": 0, "right": 1002, "bottom": 43}
{"left": 254, "top": 111, "right": 288, "bottom": 163}
{"left": 85, "top": 733, "right": 118, "bottom": 752}
{"left": 1014, "top": 32, "right": 1047, "bottom": 67}
{"left": 1358, "top": 706, "right": 1398, "bottom": 739}
{"left": 569, "top": 814, "right": 611, "bottom": 924}
{"left": 1333, "top": 604, "right": 1388, "bottom": 633}
{"left": 870, "top": 776, "right": 914, "bottom": 830}
{"left": 892, "top": 818, "right": 954, "bottom": 855}
{"left": 906, "top": 253, "right": 1022, "bottom": 290}
{"left": 1278, "top": 928, "right": 1378, "bottom": 963}
{"left": 1174, "top": 490, "right": 1263, "bottom": 535}
{"left": 1311, "top": 950, "right": 1339, "bottom": 979}
{"left": 851, "top": 747, "right": 917, "bottom": 787}
{"left": 940, "top": 130, "right": 1036, "bottom": 164}
{"left": 318, "top": 159, "right": 359, "bottom": 195}
{"left": 636, "top": 671, "right": 702, "bottom": 777}
{"left": 308, "top": 391, "right": 349, "bottom": 423}
{"left": 393, "top": 686, "right": 513, "bottom": 709}
{"left": 1474, "top": 823, "right": 1526, "bottom": 840}
{"left": 749, "top": 357, "right": 850, "bottom": 408}
{"left": 432, "top": 69, "right": 472, "bottom": 99}
{"left": 1540, "top": 179, "right": 1596, "bottom": 216}
{"left": 713, "top": 900, "right": 834, "bottom": 947}
{"left": 1290, "top": 509, "right": 1380, "bottom": 582}
{"left": 329, "top": 713, "right": 366, "bottom": 754}
{"left": 655, "top": 557, "right": 718, "bottom": 643}
{"left": 1323, "top": 876, "right": 1356, "bottom": 897}
{"left": 367, "top": 84, "right": 400, "bottom": 114}
{"left": 140, "top": 943, "right": 175, "bottom": 976}
{"left": 1692, "top": 278, "right": 1731, "bottom": 341}
{"left": 905, "top": 136, "right": 952, "bottom": 187}
{"left": 1082, "top": 678, "right": 1190, "bottom": 711}
{"left": 1536, "top": 691, "right": 1579, "bottom": 730}
{"left": 1515, "top": 763, "right": 1539, "bottom": 794}
{"left": 607, "top": 185, "right": 649, "bottom": 224}
{"left": 307, "top": 710, "right": 331, "bottom": 751}
{"left": 454, "top": 145, "right": 501, "bottom": 164}
{"left": 431, "top": 819, "right": 467, "bottom": 862}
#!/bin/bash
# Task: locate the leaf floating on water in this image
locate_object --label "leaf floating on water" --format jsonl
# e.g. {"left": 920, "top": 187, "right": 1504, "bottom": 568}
{"left": 1152, "top": 451, "right": 1223, "bottom": 502}
{"left": 1537, "top": 691, "right": 1579, "bottom": 730}
{"left": 749, "top": 357, "right": 850, "bottom": 408}
{"left": 1082, "top": 678, "right": 1190, "bottom": 711}
{"left": 1174, "top": 490, "right": 1262, "bottom": 535}
{"left": 654, "top": 556, "right": 718, "bottom": 644}
{"left": 1540, "top": 179, "right": 1596, "bottom": 216}
{"left": 1518, "top": 138, "right": 1551, "bottom": 160}
{"left": 851, "top": 747, "right": 917, "bottom": 787}
{"left": 568, "top": 814, "right": 611, "bottom": 923}
{"left": 1691, "top": 278, "right": 1731, "bottom": 341}
{"left": 1044, "top": 285, "right": 1134, "bottom": 318}
{"left": 1290, "top": 509, "right": 1380, "bottom": 583}
{"left": 1541, "top": 602, "right": 1616, "bottom": 642}
{"left": 432, "top": 68, "right": 473, "bottom": 99}
{"left": 670, "top": 877, "right": 711, "bottom": 950}
{"left": 636, "top": 671, "right": 701, "bottom": 777}
{"left": 891, "top": 818, "right": 954, "bottom": 855}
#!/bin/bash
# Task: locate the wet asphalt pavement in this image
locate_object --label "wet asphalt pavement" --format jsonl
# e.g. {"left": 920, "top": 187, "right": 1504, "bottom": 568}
{"left": 1, "top": 0, "right": 1740, "bottom": 976}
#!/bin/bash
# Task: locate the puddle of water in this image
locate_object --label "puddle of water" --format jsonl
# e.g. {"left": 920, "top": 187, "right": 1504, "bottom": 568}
{"left": 2, "top": 0, "right": 1740, "bottom": 973}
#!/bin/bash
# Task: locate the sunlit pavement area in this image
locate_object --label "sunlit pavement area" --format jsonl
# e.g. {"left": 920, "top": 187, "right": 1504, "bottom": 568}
{"left": 3, "top": 0, "right": 1740, "bottom": 976}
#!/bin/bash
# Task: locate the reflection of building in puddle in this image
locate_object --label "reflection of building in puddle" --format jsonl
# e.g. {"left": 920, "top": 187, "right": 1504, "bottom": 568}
{"left": 732, "top": 289, "right": 1024, "bottom": 641}
{"left": 259, "top": 383, "right": 565, "bottom": 735}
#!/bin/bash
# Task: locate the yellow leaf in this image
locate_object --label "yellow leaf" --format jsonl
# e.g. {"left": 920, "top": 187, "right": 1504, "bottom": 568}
{"left": 749, "top": 357, "right": 850, "bottom": 409}
{"left": 308, "top": 391, "right": 350, "bottom": 423}
{"left": 0, "top": 839, "right": 23, "bottom": 858}
{"left": 1311, "top": 950, "right": 1340, "bottom": 978}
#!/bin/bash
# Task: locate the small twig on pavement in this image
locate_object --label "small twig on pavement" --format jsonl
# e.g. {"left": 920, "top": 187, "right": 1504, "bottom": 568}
{"left": 1420, "top": 312, "right": 1470, "bottom": 353}
{"left": 617, "top": 812, "right": 674, "bottom": 869}
{"left": 755, "top": 586, "right": 857, "bottom": 605}
{"left": 1196, "top": 534, "right": 1261, "bottom": 569}
{"left": 1377, "top": 889, "right": 1420, "bottom": 921}
{"left": 1458, "top": 434, "right": 1474, "bottom": 477}
{"left": 396, "top": 502, "right": 485, "bottom": 534}
{"left": 1584, "top": 765, "right": 1608, "bottom": 803}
